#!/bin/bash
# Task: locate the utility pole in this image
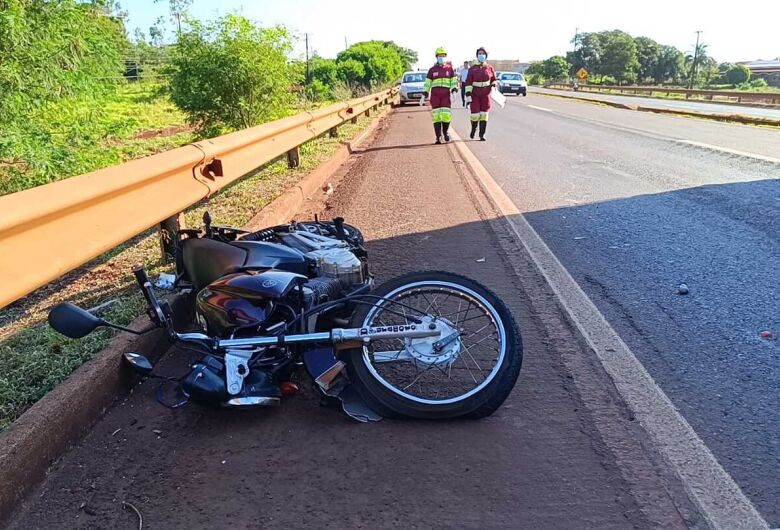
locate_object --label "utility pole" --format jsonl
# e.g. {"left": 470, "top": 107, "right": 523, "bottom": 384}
{"left": 573, "top": 27, "right": 579, "bottom": 53}
{"left": 688, "top": 30, "right": 702, "bottom": 89}
{"left": 305, "top": 33, "right": 310, "bottom": 85}
{"left": 344, "top": 36, "right": 348, "bottom": 49}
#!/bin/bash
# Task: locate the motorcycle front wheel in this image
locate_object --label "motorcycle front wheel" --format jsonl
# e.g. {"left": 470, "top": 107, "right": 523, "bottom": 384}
{"left": 345, "top": 271, "right": 522, "bottom": 419}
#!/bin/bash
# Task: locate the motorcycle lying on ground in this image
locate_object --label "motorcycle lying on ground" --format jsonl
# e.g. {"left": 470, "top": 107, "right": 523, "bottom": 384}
{"left": 48, "top": 215, "right": 522, "bottom": 421}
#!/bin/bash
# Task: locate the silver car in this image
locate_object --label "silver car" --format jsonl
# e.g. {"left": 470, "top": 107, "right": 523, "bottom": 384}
{"left": 398, "top": 71, "right": 427, "bottom": 105}
{"left": 497, "top": 72, "right": 527, "bottom": 96}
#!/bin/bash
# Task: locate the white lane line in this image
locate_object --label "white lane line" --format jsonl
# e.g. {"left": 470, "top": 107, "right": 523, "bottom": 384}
{"left": 448, "top": 127, "right": 769, "bottom": 530}
{"left": 676, "top": 140, "right": 780, "bottom": 165}
{"left": 526, "top": 105, "right": 552, "bottom": 112}
{"left": 514, "top": 104, "right": 780, "bottom": 166}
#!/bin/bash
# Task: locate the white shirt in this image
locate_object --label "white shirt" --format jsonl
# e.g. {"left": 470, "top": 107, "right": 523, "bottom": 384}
{"left": 458, "top": 67, "right": 469, "bottom": 82}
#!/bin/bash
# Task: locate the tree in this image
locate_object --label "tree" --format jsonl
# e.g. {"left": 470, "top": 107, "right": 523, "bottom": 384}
{"left": 154, "top": 0, "right": 192, "bottom": 35}
{"left": 725, "top": 64, "right": 751, "bottom": 85}
{"left": 653, "top": 45, "right": 685, "bottom": 84}
{"left": 634, "top": 36, "right": 661, "bottom": 83}
{"left": 566, "top": 32, "right": 603, "bottom": 76}
{"left": 525, "top": 61, "right": 544, "bottom": 77}
{"left": 310, "top": 56, "right": 339, "bottom": 86}
{"left": 383, "top": 41, "right": 418, "bottom": 71}
{"left": 168, "top": 15, "right": 295, "bottom": 135}
{"left": 336, "top": 41, "right": 404, "bottom": 89}
{"left": 685, "top": 42, "right": 709, "bottom": 88}
{"left": 336, "top": 59, "right": 367, "bottom": 85}
{"left": 149, "top": 17, "right": 166, "bottom": 46}
{"left": 600, "top": 30, "right": 639, "bottom": 83}
{"left": 541, "top": 56, "right": 571, "bottom": 82}
{"left": 697, "top": 57, "right": 720, "bottom": 86}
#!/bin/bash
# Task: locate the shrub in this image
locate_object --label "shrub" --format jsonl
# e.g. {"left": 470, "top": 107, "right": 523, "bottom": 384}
{"left": 336, "top": 41, "right": 404, "bottom": 90}
{"left": 750, "top": 78, "right": 768, "bottom": 89}
{"left": 725, "top": 64, "right": 751, "bottom": 85}
{"left": 168, "top": 15, "right": 295, "bottom": 135}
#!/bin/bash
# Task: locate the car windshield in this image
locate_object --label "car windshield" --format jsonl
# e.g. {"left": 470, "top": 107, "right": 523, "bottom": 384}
{"left": 402, "top": 73, "right": 426, "bottom": 83}
{"left": 501, "top": 74, "right": 523, "bottom": 81}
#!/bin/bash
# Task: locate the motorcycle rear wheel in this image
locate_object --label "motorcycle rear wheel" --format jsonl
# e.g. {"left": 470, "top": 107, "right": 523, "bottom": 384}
{"left": 345, "top": 271, "right": 522, "bottom": 419}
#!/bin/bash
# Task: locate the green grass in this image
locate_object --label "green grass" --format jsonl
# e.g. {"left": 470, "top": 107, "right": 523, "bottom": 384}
{"left": 0, "top": 103, "right": 382, "bottom": 429}
{"left": 0, "top": 294, "right": 147, "bottom": 429}
{"left": 0, "top": 82, "right": 195, "bottom": 196}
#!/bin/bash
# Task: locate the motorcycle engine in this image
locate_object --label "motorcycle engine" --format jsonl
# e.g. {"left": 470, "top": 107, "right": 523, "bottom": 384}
{"left": 279, "top": 230, "right": 367, "bottom": 287}
{"left": 307, "top": 247, "right": 364, "bottom": 285}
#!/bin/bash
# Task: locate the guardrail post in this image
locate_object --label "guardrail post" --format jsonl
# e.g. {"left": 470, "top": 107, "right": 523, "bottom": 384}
{"left": 365, "top": 108, "right": 371, "bottom": 117}
{"left": 159, "top": 213, "right": 185, "bottom": 263}
{"left": 287, "top": 146, "right": 300, "bottom": 168}
{"left": 351, "top": 116, "right": 358, "bottom": 124}
{"left": 329, "top": 126, "right": 338, "bottom": 138}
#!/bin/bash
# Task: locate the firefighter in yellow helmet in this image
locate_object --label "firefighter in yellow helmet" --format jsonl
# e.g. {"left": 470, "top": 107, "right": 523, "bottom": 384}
{"left": 423, "top": 46, "right": 458, "bottom": 144}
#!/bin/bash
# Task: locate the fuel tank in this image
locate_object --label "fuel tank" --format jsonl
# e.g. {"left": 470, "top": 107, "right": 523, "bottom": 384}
{"left": 195, "top": 270, "right": 307, "bottom": 336}
{"left": 181, "top": 238, "right": 308, "bottom": 290}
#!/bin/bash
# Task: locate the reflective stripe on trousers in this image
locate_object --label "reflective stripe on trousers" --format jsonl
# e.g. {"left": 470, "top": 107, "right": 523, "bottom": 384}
{"left": 432, "top": 107, "right": 452, "bottom": 123}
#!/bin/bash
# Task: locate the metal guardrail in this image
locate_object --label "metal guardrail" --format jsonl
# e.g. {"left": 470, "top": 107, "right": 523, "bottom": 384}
{"left": 0, "top": 88, "right": 398, "bottom": 309}
{"left": 545, "top": 84, "right": 780, "bottom": 106}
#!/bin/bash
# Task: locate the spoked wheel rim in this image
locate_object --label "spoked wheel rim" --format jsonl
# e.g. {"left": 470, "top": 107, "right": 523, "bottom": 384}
{"left": 361, "top": 280, "right": 506, "bottom": 405}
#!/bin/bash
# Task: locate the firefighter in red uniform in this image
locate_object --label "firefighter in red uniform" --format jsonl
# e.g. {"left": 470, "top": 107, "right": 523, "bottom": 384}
{"left": 423, "top": 47, "right": 458, "bottom": 144}
{"left": 465, "top": 47, "right": 497, "bottom": 141}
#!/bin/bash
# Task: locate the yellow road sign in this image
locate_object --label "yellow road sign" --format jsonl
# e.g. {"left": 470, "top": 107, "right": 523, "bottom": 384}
{"left": 576, "top": 68, "right": 588, "bottom": 80}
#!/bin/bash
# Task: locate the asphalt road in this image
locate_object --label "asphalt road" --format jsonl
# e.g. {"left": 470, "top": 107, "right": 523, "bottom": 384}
{"left": 9, "top": 107, "right": 698, "bottom": 529}
{"left": 532, "top": 86, "right": 780, "bottom": 121}
{"left": 451, "top": 93, "right": 780, "bottom": 525}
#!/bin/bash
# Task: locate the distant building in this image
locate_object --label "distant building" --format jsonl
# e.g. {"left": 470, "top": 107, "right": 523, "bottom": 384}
{"left": 738, "top": 59, "right": 780, "bottom": 86}
{"left": 491, "top": 60, "right": 533, "bottom": 73}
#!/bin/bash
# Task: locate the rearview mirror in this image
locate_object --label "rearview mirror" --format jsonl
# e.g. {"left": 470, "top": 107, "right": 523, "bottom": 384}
{"left": 122, "top": 352, "right": 154, "bottom": 376}
{"left": 48, "top": 303, "right": 106, "bottom": 338}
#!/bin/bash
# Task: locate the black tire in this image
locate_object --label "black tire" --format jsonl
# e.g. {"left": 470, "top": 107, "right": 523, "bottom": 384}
{"left": 345, "top": 271, "right": 522, "bottom": 419}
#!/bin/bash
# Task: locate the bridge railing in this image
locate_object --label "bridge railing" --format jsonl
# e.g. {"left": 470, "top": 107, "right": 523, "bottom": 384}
{"left": 544, "top": 84, "right": 780, "bottom": 106}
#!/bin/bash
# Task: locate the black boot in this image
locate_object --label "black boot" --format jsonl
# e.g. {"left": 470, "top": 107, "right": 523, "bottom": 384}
{"left": 470, "top": 121, "right": 478, "bottom": 139}
{"left": 442, "top": 122, "right": 451, "bottom": 142}
{"left": 479, "top": 121, "right": 487, "bottom": 141}
{"left": 433, "top": 122, "right": 442, "bottom": 144}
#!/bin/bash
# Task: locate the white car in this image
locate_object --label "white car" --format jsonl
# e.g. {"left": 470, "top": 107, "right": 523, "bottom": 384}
{"left": 496, "top": 72, "right": 527, "bottom": 96}
{"left": 398, "top": 71, "right": 427, "bottom": 105}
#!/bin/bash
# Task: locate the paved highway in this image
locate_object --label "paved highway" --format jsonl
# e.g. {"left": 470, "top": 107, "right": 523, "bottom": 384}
{"left": 9, "top": 98, "right": 779, "bottom": 528}
{"left": 533, "top": 86, "right": 780, "bottom": 121}
{"left": 11, "top": 106, "right": 697, "bottom": 529}
{"left": 452, "top": 93, "right": 780, "bottom": 525}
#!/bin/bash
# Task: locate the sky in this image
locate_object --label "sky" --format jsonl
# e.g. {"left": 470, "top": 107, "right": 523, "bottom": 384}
{"left": 124, "top": 0, "right": 780, "bottom": 67}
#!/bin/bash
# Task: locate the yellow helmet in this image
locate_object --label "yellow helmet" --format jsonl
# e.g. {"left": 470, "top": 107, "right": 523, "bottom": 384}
{"left": 435, "top": 46, "right": 447, "bottom": 56}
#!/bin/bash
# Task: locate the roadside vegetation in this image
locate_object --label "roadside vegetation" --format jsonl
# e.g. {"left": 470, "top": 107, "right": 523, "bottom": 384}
{"left": 0, "top": 2, "right": 415, "bottom": 196}
{"left": 524, "top": 30, "right": 777, "bottom": 92}
{"left": 0, "top": 0, "right": 410, "bottom": 428}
